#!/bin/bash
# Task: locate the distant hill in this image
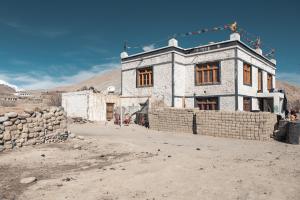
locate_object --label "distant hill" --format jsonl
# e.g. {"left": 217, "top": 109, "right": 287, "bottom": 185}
{"left": 53, "top": 68, "right": 121, "bottom": 93}
{"left": 277, "top": 80, "right": 300, "bottom": 109}
{"left": 0, "top": 84, "right": 16, "bottom": 94}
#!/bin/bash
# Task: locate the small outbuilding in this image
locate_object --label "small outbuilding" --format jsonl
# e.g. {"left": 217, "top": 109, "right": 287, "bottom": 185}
{"left": 62, "top": 89, "right": 120, "bottom": 121}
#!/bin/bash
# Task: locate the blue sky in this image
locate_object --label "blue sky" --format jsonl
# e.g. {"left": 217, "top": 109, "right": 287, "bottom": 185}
{"left": 0, "top": 0, "right": 299, "bottom": 90}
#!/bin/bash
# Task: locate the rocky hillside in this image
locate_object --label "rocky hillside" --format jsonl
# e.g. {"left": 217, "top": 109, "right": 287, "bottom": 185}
{"left": 0, "top": 84, "right": 16, "bottom": 94}
{"left": 53, "top": 69, "right": 121, "bottom": 93}
{"left": 277, "top": 80, "right": 300, "bottom": 109}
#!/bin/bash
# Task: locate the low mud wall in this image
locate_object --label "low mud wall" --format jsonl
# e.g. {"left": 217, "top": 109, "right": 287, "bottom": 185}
{"left": 0, "top": 106, "right": 68, "bottom": 152}
{"left": 149, "top": 108, "right": 277, "bottom": 141}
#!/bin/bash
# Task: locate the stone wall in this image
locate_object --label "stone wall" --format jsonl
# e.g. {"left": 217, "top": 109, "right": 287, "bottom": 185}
{"left": 0, "top": 106, "right": 68, "bottom": 152}
{"left": 149, "top": 108, "right": 194, "bottom": 133}
{"left": 149, "top": 108, "right": 277, "bottom": 141}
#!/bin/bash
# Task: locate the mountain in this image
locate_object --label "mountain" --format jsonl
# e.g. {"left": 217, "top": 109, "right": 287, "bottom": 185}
{"left": 53, "top": 68, "right": 121, "bottom": 93}
{"left": 277, "top": 80, "right": 300, "bottom": 109}
{"left": 0, "top": 84, "right": 16, "bottom": 94}
{"left": 52, "top": 68, "right": 299, "bottom": 109}
{"left": 0, "top": 80, "right": 20, "bottom": 92}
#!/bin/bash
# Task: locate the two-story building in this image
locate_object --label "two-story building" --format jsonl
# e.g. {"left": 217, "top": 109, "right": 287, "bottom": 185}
{"left": 120, "top": 32, "right": 285, "bottom": 116}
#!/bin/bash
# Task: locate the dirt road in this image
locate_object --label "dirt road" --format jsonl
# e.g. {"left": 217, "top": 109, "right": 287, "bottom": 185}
{"left": 1, "top": 122, "right": 300, "bottom": 200}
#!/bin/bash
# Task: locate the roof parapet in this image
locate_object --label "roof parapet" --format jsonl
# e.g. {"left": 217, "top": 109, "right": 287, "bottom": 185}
{"left": 230, "top": 32, "right": 240, "bottom": 41}
{"left": 120, "top": 51, "right": 128, "bottom": 59}
{"left": 168, "top": 38, "right": 178, "bottom": 47}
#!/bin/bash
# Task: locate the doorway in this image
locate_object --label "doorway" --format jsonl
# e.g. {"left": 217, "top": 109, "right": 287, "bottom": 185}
{"left": 106, "top": 103, "right": 114, "bottom": 121}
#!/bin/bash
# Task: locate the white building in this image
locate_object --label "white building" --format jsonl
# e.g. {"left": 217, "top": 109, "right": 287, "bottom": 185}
{"left": 62, "top": 90, "right": 120, "bottom": 121}
{"left": 121, "top": 32, "right": 285, "bottom": 116}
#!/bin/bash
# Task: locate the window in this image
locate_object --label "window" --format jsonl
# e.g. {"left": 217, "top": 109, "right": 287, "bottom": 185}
{"left": 196, "top": 97, "right": 219, "bottom": 110}
{"left": 195, "top": 62, "right": 220, "bottom": 85}
{"left": 243, "top": 63, "right": 252, "bottom": 85}
{"left": 267, "top": 73, "right": 273, "bottom": 91}
{"left": 258, "top": 69, "right": 263, "bottom": 93}
{"left": 137, "top": 67, "right": 153, "bottom": 87}
{"left": 243, "top": 97, "right": 251, "bottom": 111}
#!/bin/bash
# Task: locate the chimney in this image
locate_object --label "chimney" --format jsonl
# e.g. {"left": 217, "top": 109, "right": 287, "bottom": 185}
{"left": 120, "top": 51, "right": 128, "bottom": 59}
{"left": 230, "top": 32, "right": 240, "bottom": 41}
{"left": 168, "top": 38, "right": 178, "bottom": 47}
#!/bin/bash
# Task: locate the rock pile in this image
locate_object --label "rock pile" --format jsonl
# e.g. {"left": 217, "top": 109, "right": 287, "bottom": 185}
{"left": 0, "top": 106, "right": 69, "bottom": 152}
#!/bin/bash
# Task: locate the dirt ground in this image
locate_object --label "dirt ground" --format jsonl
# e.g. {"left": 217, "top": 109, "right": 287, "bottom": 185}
{"left": 1, "top": 122, "right": 300, "bottom": 200}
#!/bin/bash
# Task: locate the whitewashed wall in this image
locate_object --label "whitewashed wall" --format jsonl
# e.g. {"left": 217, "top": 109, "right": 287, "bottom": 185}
{"left": 122, "top": 52, "right": 173, "bottom": 107}
{"left": 121, "top": 42, "right": 278, "bottom": 112}
{"left": 88, "top": 93, "right": 120, "bottom": 121}
{"left": 62, "top": 91, "right": 120, "bottom": 121}
{"left": 62, "top": 91, "right": 90, "bottom": 119}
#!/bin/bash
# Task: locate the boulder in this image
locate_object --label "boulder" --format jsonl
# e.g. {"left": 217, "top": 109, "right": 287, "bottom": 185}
{"left": 24, "top": 108, "right": 34, "bottom": 115}
{"left": 4, "top": 142, "right": 12, "bottom": 149}
{"left": 0, "top": 116, "right": 9, "bottom": 123}
{"left": 18, "top": 113, "right": 31, "bottom": 119}
{"left": 17, "top": 123, "right": 23, "bottom": 130}
{"left": 5, "top": 112, "right": 18, "bottom": 118}
{"left": 14, "top": 119, "right": 21, "bottom": 125}
{"left": 3, "top": 131, "right": 11, "bottom": 141}
{"left": 3, "top": 121, "right": 13, "bottom": 127}
{"left": 28, "top": 132, "right": 34, "bottom": 138}
{"left": 20, "top": 177, "right": 37, "bottom": 184}
{"left": 43, "top": 113, "right": 53, "bottom": 120}
{"left": 10, "top": 118, "right": 17, "bottom": 123}
{"left": 0, "top": 145, "right": 4, "bottom": 152}
{"left": 5, "top": 125, "right": 17, "bottom": 131}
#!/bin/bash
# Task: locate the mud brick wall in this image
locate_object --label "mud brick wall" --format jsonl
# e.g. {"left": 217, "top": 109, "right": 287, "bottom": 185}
{"left": 149, "top": 108, "right": 277, "bottom": 141}
{"left": 148, "top": 108, "right": 194, "bottom": 133}
{"left": 195, "top": 111, "right": 277, "bottom": 141}
{"left": 0, "top": 106, "right": 69, "bottom": 152}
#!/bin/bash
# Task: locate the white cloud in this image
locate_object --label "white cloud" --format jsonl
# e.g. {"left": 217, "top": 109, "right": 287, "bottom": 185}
{"left": 277, "top": 72, "right": 300, "bottom": 86}
{"left": 142, "top": 44, "right": 155, "bottom": 52}
{"left": 0, "top": 62, "right": 120, "bottom": 90}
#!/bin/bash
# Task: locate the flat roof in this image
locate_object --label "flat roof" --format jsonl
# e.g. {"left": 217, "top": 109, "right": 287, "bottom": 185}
{"left": 121, "top": 40, "right": 275, "bottom": 67}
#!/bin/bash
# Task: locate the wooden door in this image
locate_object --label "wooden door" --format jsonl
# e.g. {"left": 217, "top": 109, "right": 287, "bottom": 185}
{"left": 106, "top": 103, "right": 114, "bottom": 121}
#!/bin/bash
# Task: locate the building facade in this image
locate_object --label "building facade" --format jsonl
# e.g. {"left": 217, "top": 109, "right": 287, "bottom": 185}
{"left": 121, "top": 33, "right": 285, "bottom": 116}
{"left": 62, "top": 90, "right": 120, "bottom": 121}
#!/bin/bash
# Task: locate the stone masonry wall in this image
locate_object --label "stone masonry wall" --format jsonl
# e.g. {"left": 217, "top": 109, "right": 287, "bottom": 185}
{"left": 149, "top": 108, "right": 195, "bottom": 133}
{"left": 0, "top": 106, "right": 68, "bottom": 152}
{"left": 149, "top": 108, "right": 277, "bottom": 141}
{"left": 195, "top": 111, "right": 277, "bottom": 141}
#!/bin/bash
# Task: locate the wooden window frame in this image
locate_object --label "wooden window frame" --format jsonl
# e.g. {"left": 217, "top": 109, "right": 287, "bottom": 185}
{"left": 136, "top": 67, "right": 153, "bottom": 88}
{"left": 196, "top": 97, "right": 219, "bottom": 110}
{"left": 257, "top": 69, "right": 263, "bottom": 93}
{"left": 243, "top": 97, "right": 251, "bottom": 112}
{"left": 243, "top": 63, "right": 252, "bottom": 86}
{"left": 267, "top": 73, "right": 273, "bottom": 91}
{"left": 195, "top": 62, "right": 220, "bottom": 86}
